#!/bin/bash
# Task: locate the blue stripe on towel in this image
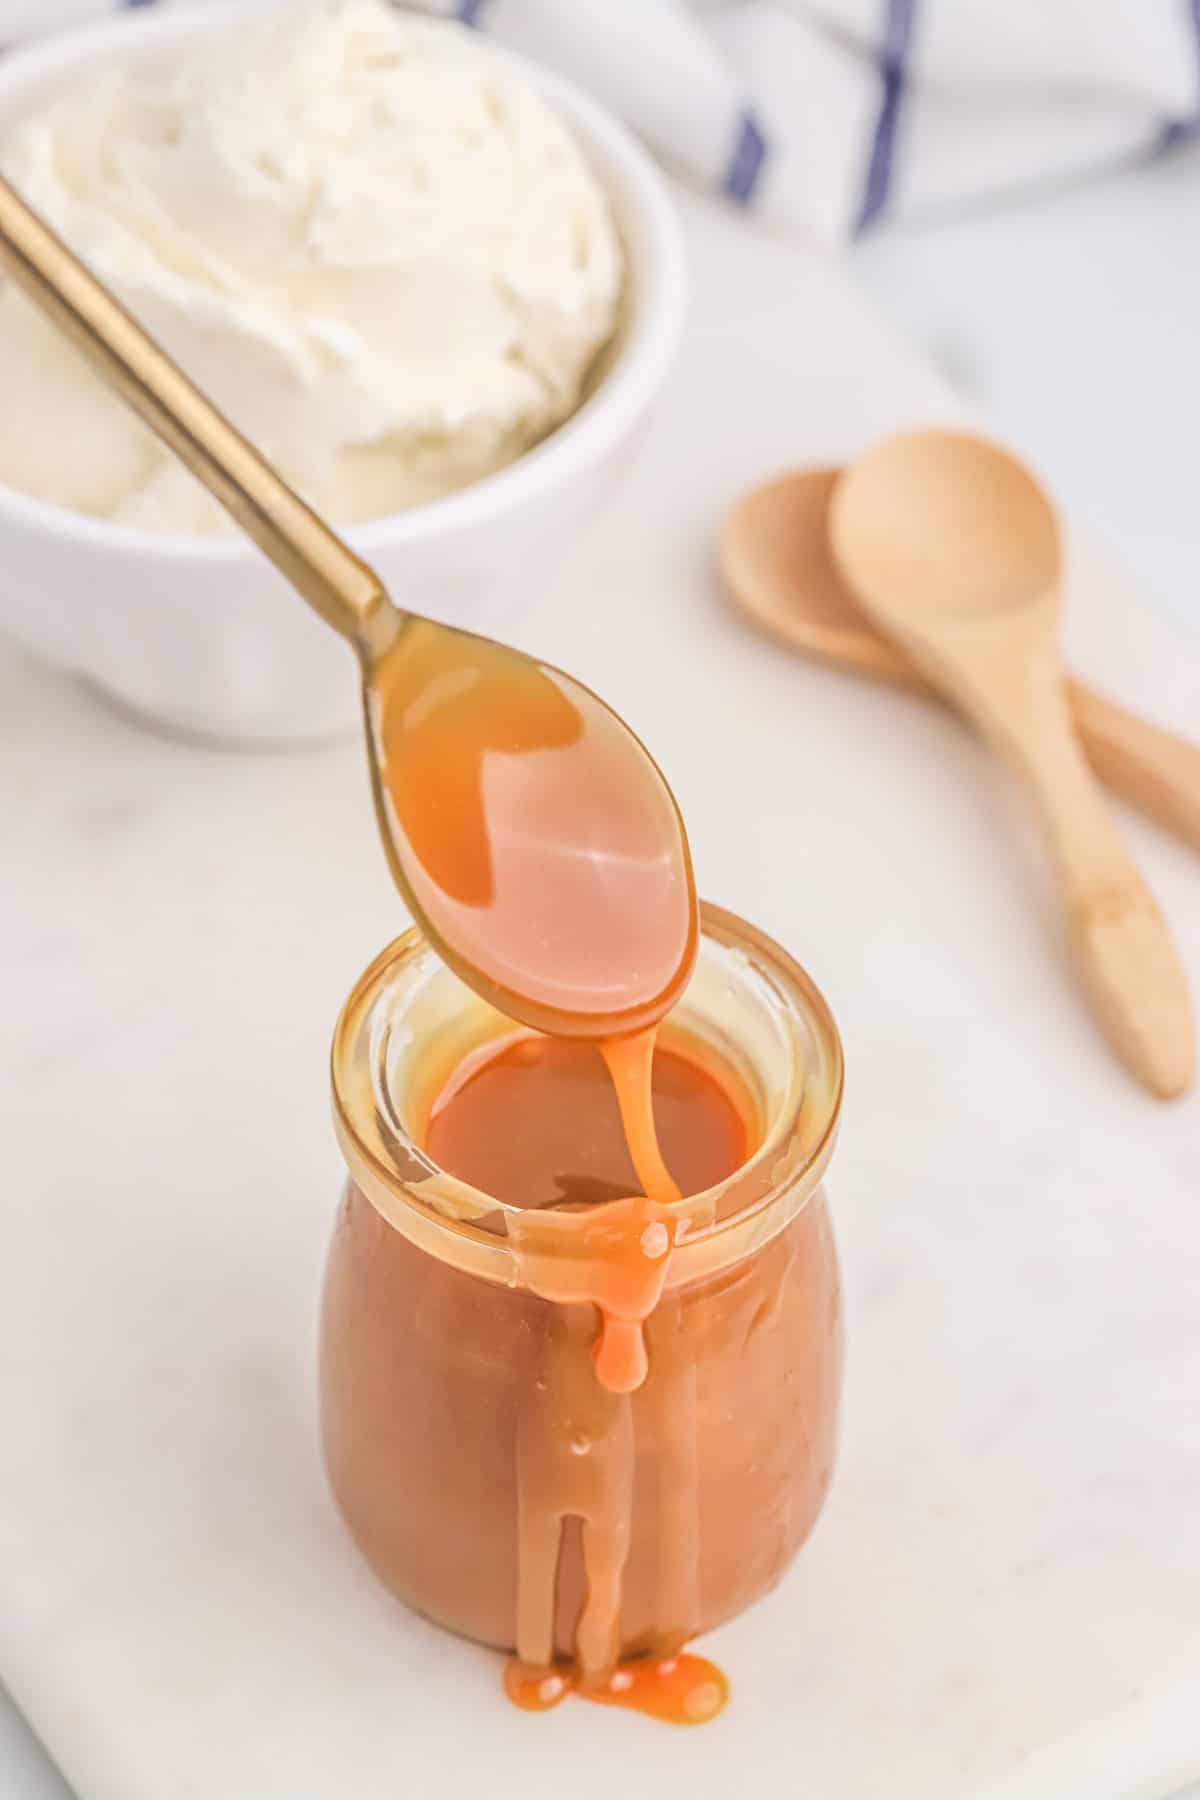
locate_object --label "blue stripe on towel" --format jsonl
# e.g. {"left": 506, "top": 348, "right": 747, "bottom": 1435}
{"left": 1160, "top": 0, "right": 1200, "bottom": 143}
{"left": 725, "top": 111, "right": 768, "bottom": 205}
{"left": 857, "top": 0, "right": 916, "bottom": 232}
{"left": 458, "top": 0, "right": 487, "bottom": 25}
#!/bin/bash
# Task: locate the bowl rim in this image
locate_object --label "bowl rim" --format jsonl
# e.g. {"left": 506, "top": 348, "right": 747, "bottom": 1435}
{"left": 0, "top": 1, "right": 687, "bottom": 564}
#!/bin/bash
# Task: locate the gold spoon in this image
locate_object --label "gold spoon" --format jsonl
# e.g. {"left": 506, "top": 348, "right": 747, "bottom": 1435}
{"left": 720, "top": 466, "right": 1200, "bottom": 854}
{"left": 828, "top": 427, "right": 1192, "bottom": 1100}
{"left": 0, "top": 174, "right": 697, "bottom": 1040}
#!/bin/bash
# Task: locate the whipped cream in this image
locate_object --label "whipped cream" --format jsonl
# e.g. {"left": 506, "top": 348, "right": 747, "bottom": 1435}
{"left": 0, "top": 0, "right": 623, "bottom": 532}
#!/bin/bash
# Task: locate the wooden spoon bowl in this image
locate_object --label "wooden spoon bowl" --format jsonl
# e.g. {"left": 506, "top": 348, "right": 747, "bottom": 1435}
{"left": 721, "top": 466, "right": 1200, "bottom": 854}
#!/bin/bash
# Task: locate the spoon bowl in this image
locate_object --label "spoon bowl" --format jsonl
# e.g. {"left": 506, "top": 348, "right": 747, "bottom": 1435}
{"left": 720, "top": 464, "right": 1200, "bottom": 855}
{"left": 366, "top": 616, "right": 697, "bottom": 1039}
{"left": 840, "top": 430, "right": 1060, "bottom": 621}
{"left": 720, "top": 468, "right": 923, "bottom": 689}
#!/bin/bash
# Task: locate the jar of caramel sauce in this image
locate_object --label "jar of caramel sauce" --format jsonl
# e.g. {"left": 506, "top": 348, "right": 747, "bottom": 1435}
{"left": 321, "top": 904, "right": 843, "bottom": 1704}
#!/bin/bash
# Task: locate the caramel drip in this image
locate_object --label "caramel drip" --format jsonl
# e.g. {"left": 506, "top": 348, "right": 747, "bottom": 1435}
{"left": 513, "top": 1303, "right": 633, "bottom": 1681}
{"left": 505, "top": 1651, "right": 728, "bottom": 1725}
{"left": 601, "top": 1031, "right": 682, "bottom": 1206}
{"left": 642, "top": 1290, "right": 700, "bottom": 1651}
{"left": 509, "top": 1185, "right": 672, "bottom": 1397}
{"left": 508, "top": 1025, "right": 724, "bottom": 1720}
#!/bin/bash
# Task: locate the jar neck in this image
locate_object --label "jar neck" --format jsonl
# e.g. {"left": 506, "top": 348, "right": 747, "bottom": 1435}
{"left": 331, "top": 904, "right": 843, "bottom": 1290}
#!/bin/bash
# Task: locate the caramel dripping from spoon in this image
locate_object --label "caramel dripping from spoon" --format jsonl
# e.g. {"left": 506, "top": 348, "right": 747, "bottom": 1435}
{"left": 506, "top": 1029, "right": 726, "bottom": 1721}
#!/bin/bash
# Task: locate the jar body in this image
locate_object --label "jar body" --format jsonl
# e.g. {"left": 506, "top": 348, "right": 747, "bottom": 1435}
{"left": 323, "top": 907, "right": 845, "bottom": 1664}
{"left": 320, "top": 1176, "right": 842, "bottom": 1657}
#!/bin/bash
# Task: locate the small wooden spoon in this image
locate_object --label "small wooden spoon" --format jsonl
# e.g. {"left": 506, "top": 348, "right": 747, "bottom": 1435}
{"left": 720, "top": 466, "right": 1200, "bottom": 853}
{"left": 827, "top": 428, "right": 1193, "bottom": 1099}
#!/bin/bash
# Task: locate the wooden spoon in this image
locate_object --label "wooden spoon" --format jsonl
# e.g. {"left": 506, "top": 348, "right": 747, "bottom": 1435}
{"left": 827, "top": 428, "right": 1193, "bottom": 1099}
{"left": 720, "top": 467, "right": 1200, "bottom": 854}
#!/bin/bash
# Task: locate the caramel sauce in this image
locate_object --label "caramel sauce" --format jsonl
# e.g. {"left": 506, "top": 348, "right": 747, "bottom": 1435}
{"left": 320, "top": 1177, "right": 842, "bottom": 1696}
{"left": 504, "top": 1651, "right": 729, "bottom": 1725}
{"left": 423, "top": 1033, "right": 748, "bottom": 1211}
{"left": 423, "top": 1029, "right": 753, "bottom": 1719}
{"left": 364, "top": 618, "right": 743, "bottom": 1718}
{"left": 368, "top": 619, "right": 697, "bottom": 1039}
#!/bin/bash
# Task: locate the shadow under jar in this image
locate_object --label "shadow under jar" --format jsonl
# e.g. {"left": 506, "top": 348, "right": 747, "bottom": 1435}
{"left": 320, "top": 903, "right": 844, "bottom": 1671}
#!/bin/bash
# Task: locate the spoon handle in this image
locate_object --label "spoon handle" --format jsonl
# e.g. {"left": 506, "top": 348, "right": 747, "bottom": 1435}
{"left": 1066, "top": 679, "right": 1200, "bottom": 853}
{"left": 991, "top": 667, "right": 1193, "bottom": 1098}
{"left": 0, "top": 174, "right": 395, "bottom": 657}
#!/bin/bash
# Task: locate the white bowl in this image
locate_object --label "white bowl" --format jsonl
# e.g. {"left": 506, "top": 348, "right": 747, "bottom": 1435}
{"left": 0, "top": 6, "right": 686, "bottom": 742}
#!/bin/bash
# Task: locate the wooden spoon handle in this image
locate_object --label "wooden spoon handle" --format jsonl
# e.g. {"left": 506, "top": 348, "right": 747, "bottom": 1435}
{"left": 1066, "top": 679, "right": 1200, "bottom": 852}
{"left": 998, "top": 679, "right": 1193, "bottom": 1098}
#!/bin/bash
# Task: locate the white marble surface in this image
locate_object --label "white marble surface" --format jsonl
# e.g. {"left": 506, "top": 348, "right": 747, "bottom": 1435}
{"left": 2, "top": 180, "right": 1200, "bottom": 1799}
{"left": 0, "top": 1695, "right": 72, "bottom": 1800}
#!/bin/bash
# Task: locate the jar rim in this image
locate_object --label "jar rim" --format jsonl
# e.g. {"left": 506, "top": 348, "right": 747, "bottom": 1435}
{"left": 331, "top": 902, "right": 843, "bottom": 1287}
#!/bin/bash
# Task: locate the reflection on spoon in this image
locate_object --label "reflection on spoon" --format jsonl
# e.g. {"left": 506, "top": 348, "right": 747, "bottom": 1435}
{"left": 368, "top": 618, "right": 697, "bottom": 1039}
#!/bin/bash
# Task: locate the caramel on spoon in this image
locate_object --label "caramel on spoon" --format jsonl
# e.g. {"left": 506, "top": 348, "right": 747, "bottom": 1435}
{"left": 720, "top": 466, "right": 1200, "bottom": 854}
{"left": 0, "top": 175, "right": 697, "bottom": 1041}
{"left": 828, "top": 428, "right": 1193, "bottom": 1099}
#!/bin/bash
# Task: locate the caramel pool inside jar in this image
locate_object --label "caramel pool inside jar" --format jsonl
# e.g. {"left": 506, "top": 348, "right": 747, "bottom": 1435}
{"left": 320, "top": 1011, "right": 843, "bottom": 1723}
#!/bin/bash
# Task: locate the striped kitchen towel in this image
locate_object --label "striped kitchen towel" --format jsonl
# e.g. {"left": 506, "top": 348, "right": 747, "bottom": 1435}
{"left": 3, "top": 0, "right": 1200, "bottom": 242}
{"left": 435, "top": 0, "right": 1200, "bottom": 240}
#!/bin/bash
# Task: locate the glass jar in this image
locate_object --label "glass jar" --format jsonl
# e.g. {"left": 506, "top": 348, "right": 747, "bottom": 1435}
{"left": 320, "top": 902, "right": 844, "bottom": 1665}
